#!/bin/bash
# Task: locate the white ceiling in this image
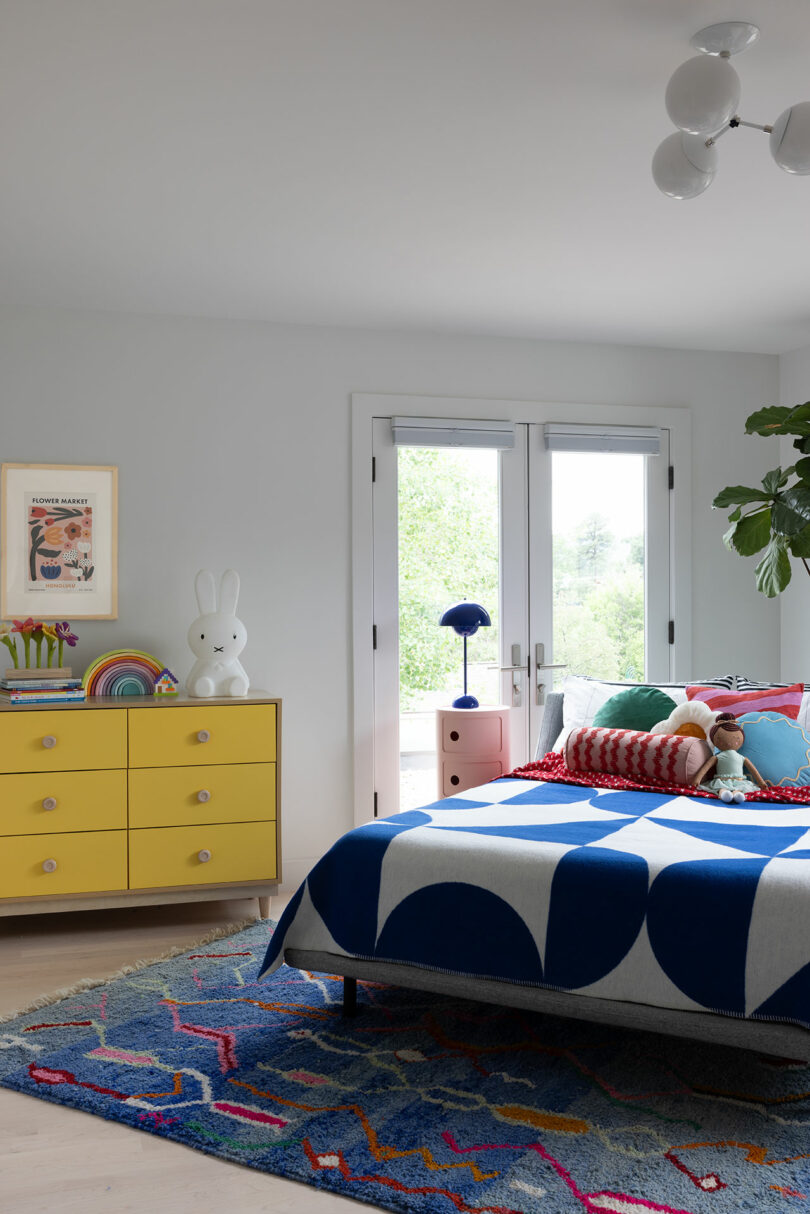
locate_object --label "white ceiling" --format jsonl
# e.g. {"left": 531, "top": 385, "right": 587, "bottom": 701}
{"left": 3, "top": 0, "right": 810, "bottom": 353}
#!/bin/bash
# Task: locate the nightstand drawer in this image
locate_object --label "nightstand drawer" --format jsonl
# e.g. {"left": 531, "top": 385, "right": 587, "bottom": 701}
{"left": 0, "top": 709, "right": 127, "bottom": 775}
{"left": 128, "top": 704, "right": 276, "bottom": 768}
{"left": 441, "top": 715, "right": 505, "bottom": 753}
{"left": 0, "top": 830, "right": 127, "bottom": 898}
{"left": 441, "top": 758, "right": 506, "bottom": 796}
{"left": 0, "top": 769, "right": 127, "bottom": 836}
{"left": 128, "top": 763, "right": 276, "bottom": 828}
{"left": 129, "top": 820, "right": 277, "bottom": 888}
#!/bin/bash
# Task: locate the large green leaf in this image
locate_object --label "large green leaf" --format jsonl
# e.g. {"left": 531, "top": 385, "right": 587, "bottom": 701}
{"left": 728, "top": 508, "right": 771, "bottom": 555}
{"left": 795, "top": 456, "right": 810, "bottom": 481}
{"left": 789, "top": 524, "right": 810, "bottom": 558}
{"left": 794, "top": 436, "right": 810, "bottom": 454}
{"left": 755, "top": 536, "right": 792, "bottom": 597}
{"left": 747, "top": 401, "right": 810, "bottom": 437}
{"left": 772, "top": 484, "right": 810, "bottom": 536}
{"left": 712, "top": 484, "right": 771, "bottom": 509}
{"left": 762, "top": 467, "right": 788, "bottom": 495}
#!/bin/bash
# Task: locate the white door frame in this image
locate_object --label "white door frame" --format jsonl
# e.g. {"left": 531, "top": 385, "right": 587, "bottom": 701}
{"left": 352, "top": 393, "right": 692, "bottom": 828}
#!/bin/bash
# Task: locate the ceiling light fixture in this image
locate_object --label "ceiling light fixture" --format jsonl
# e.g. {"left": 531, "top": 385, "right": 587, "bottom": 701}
{"left": 652, "top": 22, "right": 810, "bottom": 199}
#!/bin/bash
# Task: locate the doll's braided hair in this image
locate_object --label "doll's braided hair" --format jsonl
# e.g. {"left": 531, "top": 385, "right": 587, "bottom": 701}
{"left": 709, "top": 711, "right": 742, "bottom": 744}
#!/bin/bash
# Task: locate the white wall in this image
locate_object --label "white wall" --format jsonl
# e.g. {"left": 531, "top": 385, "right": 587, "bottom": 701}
{"left": 780, "top": 346, "right": 810, "bottom": 679}
{"left": 0, "top": 307, "right": 780, "bottom": 884}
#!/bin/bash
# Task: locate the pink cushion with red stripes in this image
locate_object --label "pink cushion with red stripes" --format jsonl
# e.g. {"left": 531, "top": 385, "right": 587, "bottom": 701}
{"left": 564, "top": 726, "right": 711, "bottom": 784}
{"left": 686, "top": 682, "right": 803, "bottom": 719}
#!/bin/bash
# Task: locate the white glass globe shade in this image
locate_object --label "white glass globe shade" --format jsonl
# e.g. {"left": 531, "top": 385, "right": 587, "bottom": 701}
{"left": 652, "top": 132, "right": 718, "bottom": 199}
{"left": 665, "top": 54, "right": 740, "bottom": 134}
{"left": 770, "top": 102, "right": 810, "bottom": 174}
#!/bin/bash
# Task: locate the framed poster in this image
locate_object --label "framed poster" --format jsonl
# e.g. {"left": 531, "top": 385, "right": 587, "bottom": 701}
{"left": 1, "top": 463, "right": 118, "bottom": 619}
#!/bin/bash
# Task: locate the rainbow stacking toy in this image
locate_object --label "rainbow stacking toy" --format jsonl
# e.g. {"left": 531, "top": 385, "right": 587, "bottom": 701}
{"left": 82, "top": 649, "right": 164, "bottom": 696}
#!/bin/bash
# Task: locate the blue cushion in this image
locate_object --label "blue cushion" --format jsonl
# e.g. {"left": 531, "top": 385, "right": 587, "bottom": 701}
{"left": 738, "top": 711, "right": 810, "bottom": 788}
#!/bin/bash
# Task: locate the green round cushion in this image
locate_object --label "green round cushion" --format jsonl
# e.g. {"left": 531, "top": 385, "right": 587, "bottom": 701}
{"left": 592, "top": 686, "right": 678, "bottom": 733}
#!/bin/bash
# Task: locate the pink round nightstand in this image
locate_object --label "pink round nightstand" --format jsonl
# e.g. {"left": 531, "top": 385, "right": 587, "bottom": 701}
{"left": 436, "top": 705, "right": 511, "bottom": 798}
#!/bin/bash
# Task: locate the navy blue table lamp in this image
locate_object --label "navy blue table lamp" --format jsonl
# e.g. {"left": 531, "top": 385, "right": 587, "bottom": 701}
{"left": 439, "top": 601, "right": 491, "bottom": 708}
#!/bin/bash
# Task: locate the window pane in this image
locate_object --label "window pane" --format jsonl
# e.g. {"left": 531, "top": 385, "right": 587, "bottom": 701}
{"left": 551, "top": 452, "right": 645, "bottom": 685}
{"left": 398, "top": 447, "right": 500, "bottom": 811}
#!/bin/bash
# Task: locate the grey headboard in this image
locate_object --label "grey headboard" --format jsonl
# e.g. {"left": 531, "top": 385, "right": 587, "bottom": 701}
{"left": 534, "top": 691, "right": 564, "bottom": 760}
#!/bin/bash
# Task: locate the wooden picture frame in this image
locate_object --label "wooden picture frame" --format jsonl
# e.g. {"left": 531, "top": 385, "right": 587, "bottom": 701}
{"left": 1, "top": 463, "right": 118, "bottom": 619}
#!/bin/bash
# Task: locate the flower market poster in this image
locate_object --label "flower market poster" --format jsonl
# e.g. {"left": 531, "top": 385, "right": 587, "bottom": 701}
{"left": 1, "top": 464, "right": 117, "bottom": 619}
{"left": 26, "top": 494, "right": 95, "bottom": 592}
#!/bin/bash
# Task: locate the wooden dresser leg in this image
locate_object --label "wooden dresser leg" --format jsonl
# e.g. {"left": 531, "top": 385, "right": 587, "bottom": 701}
{"left": 342, "top": 976, "right": 358, "bottom": 1017}
{"left": 257, "top": 896, "right": 271, "bottom": 919}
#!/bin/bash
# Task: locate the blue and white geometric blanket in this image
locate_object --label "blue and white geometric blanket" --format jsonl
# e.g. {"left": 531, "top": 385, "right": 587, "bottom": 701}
{"left": 259, "top": 778, "right": 810, "bottom": 1028}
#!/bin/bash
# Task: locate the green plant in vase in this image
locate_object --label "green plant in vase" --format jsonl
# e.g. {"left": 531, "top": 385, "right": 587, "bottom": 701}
{"left": 714, "top": 401, "right": 810, "bottom": 596}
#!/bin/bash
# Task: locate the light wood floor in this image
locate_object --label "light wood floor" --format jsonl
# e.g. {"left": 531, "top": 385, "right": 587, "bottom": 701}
{"left": 0, "top": 895, "right": 364, "bottom": 1214}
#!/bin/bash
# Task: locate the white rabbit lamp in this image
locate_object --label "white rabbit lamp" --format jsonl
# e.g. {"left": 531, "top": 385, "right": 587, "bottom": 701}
{"left": 186, "top": 569, "right": 249, "bottom": 698}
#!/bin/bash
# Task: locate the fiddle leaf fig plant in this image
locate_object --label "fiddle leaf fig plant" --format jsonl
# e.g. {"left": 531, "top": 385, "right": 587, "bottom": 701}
{"left": 713, "top": 401, "right": 810, "bottom": 597}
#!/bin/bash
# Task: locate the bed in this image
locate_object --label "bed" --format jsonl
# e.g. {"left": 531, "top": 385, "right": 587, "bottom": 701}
{"left": 259, "top": 753, "right": 810, "bottom": 1059}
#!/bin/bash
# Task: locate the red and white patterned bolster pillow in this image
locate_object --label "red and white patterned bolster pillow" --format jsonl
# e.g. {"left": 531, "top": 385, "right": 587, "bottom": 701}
{"left": 565, "top": 726, "right": 712, "bottom": 785}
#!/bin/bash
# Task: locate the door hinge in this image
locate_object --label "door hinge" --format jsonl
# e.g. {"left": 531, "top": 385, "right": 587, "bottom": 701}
{"left": 668, "top": 620, "right": 675, "bottom": 645}
{"left": 374, "top": 791, "right": 378, "bottom": 816}
{"left": 372, "top": 456, "right": 376, "bottom": 483}
{"left": 373, "top": 624, "right": 377, "bottom": 650}
{"left": 668, "top": 464, "right": 674, "bottom": 490}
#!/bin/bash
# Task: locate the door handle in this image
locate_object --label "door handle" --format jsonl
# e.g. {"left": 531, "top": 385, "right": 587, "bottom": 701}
{"left": 487, "top": 644, "right": 525, "bottom": 707}
{"left": 535, "top": 643, "right": 566, "bottom": 706}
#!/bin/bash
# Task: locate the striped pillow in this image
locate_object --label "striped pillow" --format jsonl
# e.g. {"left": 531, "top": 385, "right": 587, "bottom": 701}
{"left": 686, "top": 682, "right": 804, "bottom": 719}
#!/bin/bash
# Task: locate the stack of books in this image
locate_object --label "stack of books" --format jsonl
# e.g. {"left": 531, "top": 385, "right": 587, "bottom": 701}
{"left": 1, "top": 668, "right": 86, "bottom": 704}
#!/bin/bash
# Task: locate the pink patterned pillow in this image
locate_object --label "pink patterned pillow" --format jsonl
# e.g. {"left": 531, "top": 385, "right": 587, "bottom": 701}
{"left": 565, "top": 726, "right": 711, "bottom": 785}
{"left": 686, "top": 682, "right": 803, "bottom": 720}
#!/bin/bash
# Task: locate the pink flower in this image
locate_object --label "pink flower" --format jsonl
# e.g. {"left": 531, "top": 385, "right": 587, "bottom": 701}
{"left": 12, "top": 618, "right": 36, "bottom": 634}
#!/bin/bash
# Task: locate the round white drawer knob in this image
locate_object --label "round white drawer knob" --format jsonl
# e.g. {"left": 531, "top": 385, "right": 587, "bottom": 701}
{"left": 42, "top": 797, "right": 58, "bottom": 811}
{"left": 42, "top": 858, "right": 58, "bottom": 873}
{"left": 197, "top": 789, "right": 211, "bottom": 803}
{"left": 197, "top": 848, "right": 212, "bottom": 863}
{"left": 197, "top": 730, "right": 211, "bottom": 744}
{"left": 42, "top": 735, "right": 57, "bottom": 749}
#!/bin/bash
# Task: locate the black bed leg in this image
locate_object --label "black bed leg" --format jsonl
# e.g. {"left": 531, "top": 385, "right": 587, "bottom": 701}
{"left": 342, "top": 976, "right": 358, "bottom": 1017}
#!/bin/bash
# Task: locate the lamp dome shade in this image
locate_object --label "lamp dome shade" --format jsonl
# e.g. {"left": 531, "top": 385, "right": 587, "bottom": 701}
{"left": 439, "top": 601, "right": 491, "bottom": 636}
{"left": 665, "top": 54, "right": 740, "bottom": 134}
{"left": 770, "top": 102, "right": 810, "bottom": 174}
{"left": 652, "top": 131, "right": 718, "bottom": 198}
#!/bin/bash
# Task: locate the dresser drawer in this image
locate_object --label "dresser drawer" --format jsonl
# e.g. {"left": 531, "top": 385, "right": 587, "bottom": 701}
{"left": 129, "top": 820, "right": 277, "bottom": 889}
{"left": 128, "top": 763, "right": 275, "bottom": 828}
{"left": 0, "top": 830, "right": 127, "bottom": 899}
{"left": 0, "top": 769, "right": 127, "bottom": 836}
{"left": 0, "top": 709, "right": 127, "bottom": 775}
{"left": 128, "top": 704, "right": 276, "bottom": 768}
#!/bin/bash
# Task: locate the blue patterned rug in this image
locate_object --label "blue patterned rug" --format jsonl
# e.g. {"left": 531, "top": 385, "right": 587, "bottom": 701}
{"left": 2, "top": 919, "right": 810, "bottom": 1213}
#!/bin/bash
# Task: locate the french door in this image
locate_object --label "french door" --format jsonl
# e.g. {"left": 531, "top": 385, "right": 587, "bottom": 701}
{"left": 364, "top": 405, "right": 678, "bottom": 821}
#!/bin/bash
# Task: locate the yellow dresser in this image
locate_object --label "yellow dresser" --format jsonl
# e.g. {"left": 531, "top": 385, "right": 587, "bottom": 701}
{"left": 0, "top": 693, "right": 280, "bottom": 917}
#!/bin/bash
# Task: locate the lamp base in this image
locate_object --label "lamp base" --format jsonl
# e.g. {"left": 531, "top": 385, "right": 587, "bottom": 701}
{"left": 451, "top": 694, "right": 480, "bottom": 709}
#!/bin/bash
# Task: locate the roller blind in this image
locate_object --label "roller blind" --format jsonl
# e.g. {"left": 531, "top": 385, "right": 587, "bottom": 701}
{"left": 391, "top": 416, "right": 516, "bottom": 449}
{"left": 543, "top": 423, "right": 662, "bottom": 455}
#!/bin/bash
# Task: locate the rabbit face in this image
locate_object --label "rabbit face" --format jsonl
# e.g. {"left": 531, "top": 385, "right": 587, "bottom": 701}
{"left": 187, "top": 613, "right": 247, "bottom": 662}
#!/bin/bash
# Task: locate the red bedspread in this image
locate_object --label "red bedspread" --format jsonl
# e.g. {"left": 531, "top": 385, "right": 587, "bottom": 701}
{"left": 506, "top": 749, "right": 810, "bottom": 804}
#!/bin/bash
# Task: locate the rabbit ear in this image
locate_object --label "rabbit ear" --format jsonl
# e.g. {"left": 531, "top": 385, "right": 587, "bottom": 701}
{"left": 195, "top": 569, "right": 217, "bottom": 616}
{"left": 219, "top": 569, "right": 240, "bottom": 616}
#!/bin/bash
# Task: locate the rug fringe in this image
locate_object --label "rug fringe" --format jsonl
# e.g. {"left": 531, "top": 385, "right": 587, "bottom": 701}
{"left": 0, "top": 917, "right": 261, "bottom": 1025}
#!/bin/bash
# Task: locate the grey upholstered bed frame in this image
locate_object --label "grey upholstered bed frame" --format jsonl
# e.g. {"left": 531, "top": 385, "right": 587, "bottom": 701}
{"left": 284, "top": 690, "right": 810, "bottom": 1058}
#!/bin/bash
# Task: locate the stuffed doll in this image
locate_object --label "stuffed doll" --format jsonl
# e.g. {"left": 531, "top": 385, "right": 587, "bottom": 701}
{"left": 693, "top": 712, "right": 768, "bottom": 802}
